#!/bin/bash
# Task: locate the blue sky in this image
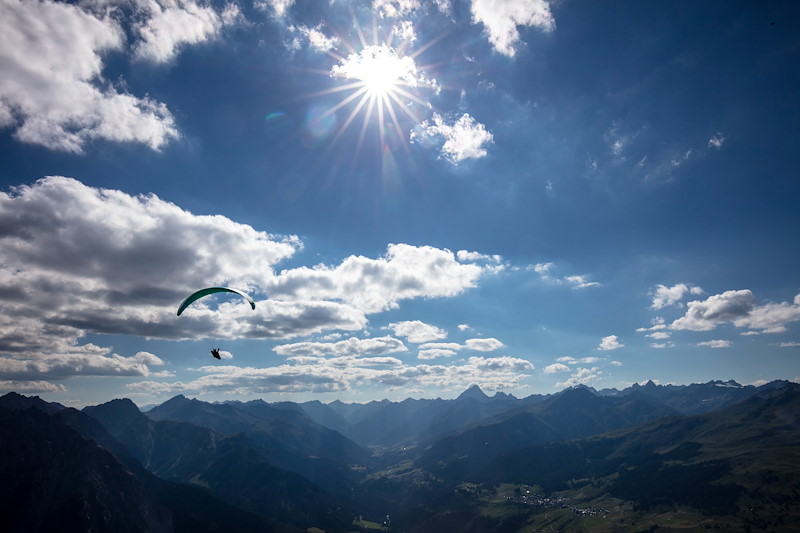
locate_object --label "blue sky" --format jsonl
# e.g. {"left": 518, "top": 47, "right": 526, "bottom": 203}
{"left": 1, "top": 0, "right": 798, "bottom": 407}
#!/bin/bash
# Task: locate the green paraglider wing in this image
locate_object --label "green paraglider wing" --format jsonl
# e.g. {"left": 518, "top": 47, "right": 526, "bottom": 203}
{"left": 177, "top": 287, "right": 256, "bottom": 316}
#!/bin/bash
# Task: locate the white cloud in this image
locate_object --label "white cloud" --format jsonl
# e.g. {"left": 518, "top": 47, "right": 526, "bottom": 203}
{"left": 274, "top": 336, "right": 407, "bottom": 357}
{"left": 133, "top": 0, "right": 227, "bottom": 63}
{"left": 564, "top": 275, "right": 601, "bottom": 289}
{"left": 0, "top": 347, "right": 167, "bottom": 381}
{"left": 255, "top": 0, "right": 293, "bottom": 16}
{"left": 530, "top": 263, "right": 600, "bottom": 288}
{"left": 331, "top": 44, "right": 435, "bottom": 92}
{"left": 598, "top": 335, "right": 623, "bottom": 351}
{"left": 0, "top": 0, "right": 179, "bottom": 152}
{"left": 268, "top": 243, "right": 491, "bottom": 314}
{"left": 388, "top": 320, "right": 447, "bottom": 343}
{"left": 418, "top": 348, "right": 457, "bottom": 360}
{"left": 637, "top": 317, "right": 667, "bottom": 333}
{"left": 290, "top": 24, "right": 339, "bottom": 52}
{"left": 470, "top": 0, "right": 555, "bottom": 57}
{"left": 373, "top": 0, "right": 419, "bottom": 18}
{"left": 671, "top": 290, "right": 756, "bottom": 331}
{"left": 646, "top": 331, "right": 671, "bottom": 340}
{"left": 732, "top": 295, "right": 800, "bottom": 333}
{"left": 651, "top": 283, "right": 704, "bottom": 309}
{"left": 412, "top": 113, "right": 493, "bottom": 164}
{"left": 543, "top": 363, "right": 569, "bottom": 374}
{"left": 457, "top": 250, "right": 502, "bottom": 263}
{"left": 556, "top": 356, "right": 576, "bottom": 364}
{"left": 0, "top": 177, "right": 401, "bottom": 384}
{"left": 416, "top": 338, "right": 504, "bottom": 355}
{"left": 128, "top": 354, "right": 534, "bottom": 396}
{"left": 555, "top": 366, "right": 601, "bottom": 388}
{"left": 465, "top": 337, "right": 504, "bottom": 351}
{"left": 697, "top": 340, "right": 731, "bottom": 349}
{"left": 778, "top": 342, "right": 800, "bottom": 348}
{"left": 610, "top": 360, "right": 623, "bottom": 366}
{"left": 708, "top": 132, "right": 726, "bottom": 149}
{"left": 418, "top": 342, "right": 464, "bottom": 351}
{"left": 650, "top": 342, "right": 675, "bottom": 349}
{"left": 457, "top": 324, "right": 471, "bottom": 331}
{"left": 0, "top": 380, "right": 67, "bottom": 393}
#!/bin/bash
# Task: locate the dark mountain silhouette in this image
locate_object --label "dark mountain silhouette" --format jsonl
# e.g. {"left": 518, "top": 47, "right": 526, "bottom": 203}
{"left": 417, "top": 386, "right": 678, "bottom": 482}
{"left": 145, "top": 395, "right": 366, "bottom": 497}
{"left": 83, "top": 398, "right": 352, "bottom": 529}
{"left": 477, "top": 383, "right": 800, "bottom": 514}
{"left": 310, "top": 386, "right": 533, "bottom": 450}
{"left": 0, "top": 403, "right": 293, "bottom": 533}
{"left": 598, "top": 379, "right": 788, "bottom": 414}
{"left": 0, "top": 391, "right": 65, "bottom": 413}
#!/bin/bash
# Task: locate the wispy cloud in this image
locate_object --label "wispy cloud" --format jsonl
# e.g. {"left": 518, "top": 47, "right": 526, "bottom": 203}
{"left": 529, "top": 263, "right": 601, "bottom": 289}
{"left": 697, "top": 340, "right": 731, "bottom": 349}
{"left": 708, "top": 132, "right": 726, "bottom": 149}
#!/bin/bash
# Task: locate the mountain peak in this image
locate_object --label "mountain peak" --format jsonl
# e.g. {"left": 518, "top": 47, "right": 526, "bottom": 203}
{"left": 457, "top": 384, "right": 489, "bottom": 401}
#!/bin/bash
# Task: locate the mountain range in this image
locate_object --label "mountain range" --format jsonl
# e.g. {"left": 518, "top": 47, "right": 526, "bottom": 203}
{"left": 1, "top": 379, "right": 797, "bottom": 532}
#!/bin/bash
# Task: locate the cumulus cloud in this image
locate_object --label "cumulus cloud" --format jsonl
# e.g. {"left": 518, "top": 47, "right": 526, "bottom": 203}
{"left": 555, "top": 366, "right": 601, "bottom": 388}
{"left": 418, "top": 348, "right": 457, "bottom": 360}
{"left": 651, "top": 283, "right": 704, "bottom": 309}
{"left": 388, "top": 320, "right": 447, "bottom": 343}
{"left": 0, "top": 0, "right": 179, "bottom": 152}
{"left": 415, "top": 338, "right": 504, "bottom": 359}
{"left": 412, "top": 113, "right": 493, "bottom": 163}
{"left": 0, "top": 347, "right": 168, "bottom": 381}
{"left": 465, "top": 337, "right": 504, "bottom": 351}
{"left": 129, "top": 354, "right": 534, "bottom": 396}
{"left": 0, "top": 380, "right": 67, "bottom": 394}
{"left": 290, "top": 24, "right": 339, "bottom": 52}
{"left": 0, "top": 178, "right": 505, "bottom": 385}
{"left": 731, "top": 294, "right": 800, "bottom": 333}
{"left": 543, "top": 363, "right": 569, "bottom": 374}
{"left": 598, "top": 335, "right": 623, "bottom": 351}
{"left": 133, "top": 0, "right": 232, "bottom": 63}
{"left": 697, "top": 340, "right": 731, "bottom": 349}
{"left": 268, "top": 243, "right": 492, "bottom": 314}
{"left": 470, "top": 0, "right": 555, "bottom": 57}
{"left": 273, "top": 336, "right": 407, "bottom": 357}
{"left": 457, "top": 250, "right": 502, "bottom": 263}
{"left": 670, "top": 290, "right": 756, "bottom": 331}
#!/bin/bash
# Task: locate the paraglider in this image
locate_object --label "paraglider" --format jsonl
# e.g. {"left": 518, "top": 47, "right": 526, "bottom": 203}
{"left": 176, "top": 287, "right": 256, "bottom": 316}
{"left": 210, "top": 348, "right": 222, "bottom": 360}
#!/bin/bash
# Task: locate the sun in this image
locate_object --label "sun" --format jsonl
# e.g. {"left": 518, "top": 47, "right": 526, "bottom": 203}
{"left": 302, "top": 21, "right": 440, "bottom": 160}
{"left": 333, "top": 44, "right": 418, "bottom": 98}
